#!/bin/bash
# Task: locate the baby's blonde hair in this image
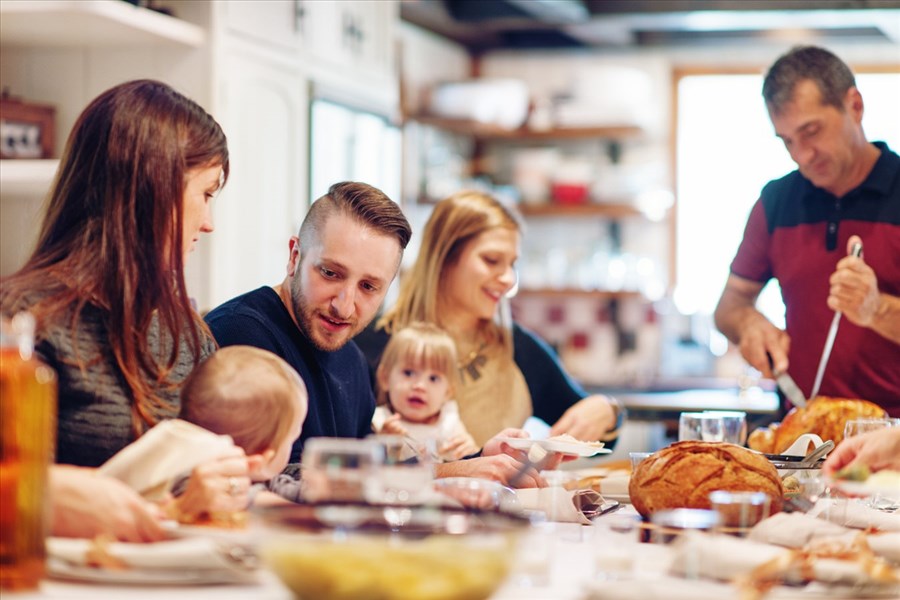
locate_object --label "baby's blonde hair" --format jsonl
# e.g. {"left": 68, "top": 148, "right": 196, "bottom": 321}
{"left": 375, "top": 322, "right": 460, "bottom": 408}
{"left": 180, "top": 346, "right": 307, "bottom": 455}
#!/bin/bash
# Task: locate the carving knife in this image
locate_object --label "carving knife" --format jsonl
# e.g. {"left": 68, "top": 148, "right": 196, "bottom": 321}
{"left": 809, "top": 241, "right": 864, "bottom": 400}
{"left": 773, "top": 367, "right": 807, "bottom": 408}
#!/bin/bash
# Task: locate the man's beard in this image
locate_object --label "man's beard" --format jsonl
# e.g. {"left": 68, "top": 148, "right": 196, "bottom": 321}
{"left": 290, "top": 276, "right": 359, "bottom": 352}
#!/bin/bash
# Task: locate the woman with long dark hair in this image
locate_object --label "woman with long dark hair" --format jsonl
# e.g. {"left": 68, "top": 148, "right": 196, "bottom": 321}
{"left": 2, "top": 80, "right": 250, "bottom": 539}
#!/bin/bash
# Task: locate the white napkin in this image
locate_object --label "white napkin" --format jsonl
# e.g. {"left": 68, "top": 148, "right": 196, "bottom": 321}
{"left": 668, "top": 531, "right": 788, "bottom": 581}
{"left": 515, "top": 487, "right": 601, "bottom": 524}
{"left": 98, "top": 419, "right": 236, "bottom": 500}
{"left": 670, "top": 530, "right": 900, "bottom": 589}
{"left": 868, "top": 532, "right": 900, "bottom": 564}
{"left": 809, "top": 498, "right": 900, "bottom": 531}
{"left": 47, "top": 536, "right": 258, "bottom": 584}
{"left": 748, "top": 512, "right": 852, "bottom": 548}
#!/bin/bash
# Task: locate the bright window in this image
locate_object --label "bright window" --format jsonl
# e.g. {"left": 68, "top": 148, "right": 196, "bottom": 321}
{"left": 675, "top": 70, "right": 900, "bottom": 354}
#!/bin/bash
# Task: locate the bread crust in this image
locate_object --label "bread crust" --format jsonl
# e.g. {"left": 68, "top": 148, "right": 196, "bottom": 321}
{"left": 628, "top": 441, "right": 783, "bottom": 518}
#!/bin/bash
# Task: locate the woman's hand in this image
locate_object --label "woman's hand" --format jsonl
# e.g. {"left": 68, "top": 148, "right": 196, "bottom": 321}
{"left": 50, "top": 465, "right": 166, "bottom": 543}
{"left": 550, "top": 395, "right": 616, "bottom": 441}
{"left": 168, "top": 446, "right": 258, "bottom": 522}
{"left": 434, "top": 455, "right": 546, "bottom": 488}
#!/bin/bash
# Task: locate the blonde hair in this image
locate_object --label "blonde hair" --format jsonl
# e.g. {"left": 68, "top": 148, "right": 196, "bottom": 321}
{"left": 375, "top": 322, "right": 461, "bottom": 408}
{"left": 180, "top": 346, "right": 307, "bottom": 455}
{"left": 378, "top": 191, "right": 522, "bottom": 349}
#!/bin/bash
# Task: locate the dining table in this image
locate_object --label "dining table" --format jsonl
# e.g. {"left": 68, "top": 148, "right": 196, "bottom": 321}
{"left": 10, "top": 519, "right": 602, "bottom": 600}
{"left": 11, "top": 494, "right": 900, "bottom": 600}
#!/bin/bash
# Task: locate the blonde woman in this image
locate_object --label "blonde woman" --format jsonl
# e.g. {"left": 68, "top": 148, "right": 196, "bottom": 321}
{"left": 358, "top": 191, "right": 623, "bottom": 447}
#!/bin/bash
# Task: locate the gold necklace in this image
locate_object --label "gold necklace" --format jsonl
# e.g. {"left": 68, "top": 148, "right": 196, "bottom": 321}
{"left": 458, "top": 341, "right": 488, "bottom": 382}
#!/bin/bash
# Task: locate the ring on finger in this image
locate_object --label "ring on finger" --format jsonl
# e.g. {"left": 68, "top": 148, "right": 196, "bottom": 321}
{"left": 228, "top": 477, "right": 240, "bottom": 496}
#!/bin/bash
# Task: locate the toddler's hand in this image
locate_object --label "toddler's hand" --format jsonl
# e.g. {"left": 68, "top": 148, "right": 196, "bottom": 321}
{"left": 439, "top": 434, "right": 479, "bottom": 460}
{"left": 380, "top": 414, "right": 409, "bottom": 436}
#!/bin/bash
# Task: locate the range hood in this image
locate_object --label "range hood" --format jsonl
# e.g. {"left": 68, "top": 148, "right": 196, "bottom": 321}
{"left": 401, "top": 0, "right": 900, "bottom": 51}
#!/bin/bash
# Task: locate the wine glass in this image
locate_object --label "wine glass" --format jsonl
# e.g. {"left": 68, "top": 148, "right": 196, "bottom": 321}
{"left": 844, "top": 418, "right": 900, "bottom": 439}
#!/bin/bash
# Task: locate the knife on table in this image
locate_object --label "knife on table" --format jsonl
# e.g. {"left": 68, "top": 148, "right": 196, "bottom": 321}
{"left": 809, "top": 241, "right": 864, "bottom": 400}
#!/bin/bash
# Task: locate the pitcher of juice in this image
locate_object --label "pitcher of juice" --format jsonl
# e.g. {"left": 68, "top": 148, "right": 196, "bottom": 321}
{"left": 0, "top": 312, "right": 57, "bottom": 590}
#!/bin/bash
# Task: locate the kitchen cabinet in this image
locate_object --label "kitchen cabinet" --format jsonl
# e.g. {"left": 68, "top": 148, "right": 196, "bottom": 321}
{"left": 220, "top": 0, "right": 305, "bottom": 52}
{"left": 209, "top": 48, "right": 308, "bottom": 307}
{"left": 0, "top": 0, "right": 399, "bottom": 310}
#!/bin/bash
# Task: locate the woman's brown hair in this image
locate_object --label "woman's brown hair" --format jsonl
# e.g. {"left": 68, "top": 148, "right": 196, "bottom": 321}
{"left": 1, "top": 79, "right": 229, "bottom": 434}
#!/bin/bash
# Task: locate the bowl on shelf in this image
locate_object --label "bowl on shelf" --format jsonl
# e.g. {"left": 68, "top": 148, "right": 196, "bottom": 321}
{"left": 258, "top": 503, "right": 527, "bottom": 600}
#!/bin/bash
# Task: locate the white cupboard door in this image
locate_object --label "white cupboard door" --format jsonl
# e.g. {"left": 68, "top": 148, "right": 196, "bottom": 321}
{"left": 303, "top": 0, "right": 396, "bottom": 83}
{"left": 221, "top": 0, "right": 305, "bottom": 52}
{"left": 207, "top": 51, "right": 308, "bottom": 311}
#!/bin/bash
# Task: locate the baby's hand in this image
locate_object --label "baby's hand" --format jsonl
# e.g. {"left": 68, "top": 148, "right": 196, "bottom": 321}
{"left": 440, "top": 434, "right": 479, "bottom": 460}
{"left": 380, "top": 414, "right": 409, "bottom": 436}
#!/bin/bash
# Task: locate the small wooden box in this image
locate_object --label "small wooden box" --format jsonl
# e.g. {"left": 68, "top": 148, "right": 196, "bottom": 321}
{"left": 0, "top": 96, "right": 56, "bottom": 159}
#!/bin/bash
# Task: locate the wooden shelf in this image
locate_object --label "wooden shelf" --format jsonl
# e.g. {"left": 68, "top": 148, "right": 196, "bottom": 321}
{"left": 0, "top": 0, "right": 205, "bottom": 48}
{"left": 518, "top": 203, "right": 643, "bottom": 218}
{"left": 514, "top": 288, "right": 644, "bottom": 300}
{"left": 0, "top": 159, "right": 58, "bottom": 198}
{"left": 406, "top": 114, "right": 643, "bottom": 142}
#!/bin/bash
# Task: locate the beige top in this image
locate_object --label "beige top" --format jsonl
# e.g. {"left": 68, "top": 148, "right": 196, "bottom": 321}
{"left": 454, "top": 342, "right": 532, "bottom": 447}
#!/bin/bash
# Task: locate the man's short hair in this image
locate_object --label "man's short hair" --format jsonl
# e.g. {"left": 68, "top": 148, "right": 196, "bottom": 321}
{"left": 298, "top": 181, "right": 412, "bottom": 253}
{"left": 763, "top": 45, "right": 856, "bottom": 115}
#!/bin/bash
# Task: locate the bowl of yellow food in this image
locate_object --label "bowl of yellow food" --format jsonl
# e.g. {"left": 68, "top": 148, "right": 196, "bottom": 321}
{"left": 257, "top": 504, "right": 526, "bottom": 600}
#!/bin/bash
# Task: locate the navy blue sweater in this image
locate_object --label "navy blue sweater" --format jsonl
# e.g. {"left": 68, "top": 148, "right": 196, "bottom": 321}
{"left": 205, "top": 287, "right": 376, "bottom": 463}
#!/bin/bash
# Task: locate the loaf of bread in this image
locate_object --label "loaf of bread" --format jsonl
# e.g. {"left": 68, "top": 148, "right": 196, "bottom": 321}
{"left": 748, "top": 397, "right": 886, "bottom": 454}
{"left": 628, "top": 441, "right": 783, "bottom": 519}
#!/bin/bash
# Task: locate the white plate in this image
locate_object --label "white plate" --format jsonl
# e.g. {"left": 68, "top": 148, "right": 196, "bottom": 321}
{"left": 47, "top": 558, "right": 256, "bottom": 585}
{"left": 495, "top": 436, "right": 611, "bottom": 457}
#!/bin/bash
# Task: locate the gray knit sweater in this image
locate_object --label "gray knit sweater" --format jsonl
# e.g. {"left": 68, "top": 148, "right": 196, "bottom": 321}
{"left": 12, "top": 299, "right": 214, "bottom": 467}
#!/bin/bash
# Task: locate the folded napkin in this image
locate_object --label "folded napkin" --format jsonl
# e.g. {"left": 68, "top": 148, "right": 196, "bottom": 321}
{"left": 47, "top": 536, "right": 258, "bottom": 584}
{"left": 868, "top": 532, "right": 900, "bottom": 564}
{"left": 809, "top": 498, "right": 900, "bottom": 532}
{"left": 749, "top": 512, "right": 851, "bottom": 548}
{"left": 515, "top": 487, "right": 602, "bottom": 524}
{"left": 98, "top": 419, "right": 236, "bottom": 500}
{"left": 669, "top": 531, "right": 787, "bottom": 581}
{"left": 670, "top": 529, "right": 900, "bottom": 590}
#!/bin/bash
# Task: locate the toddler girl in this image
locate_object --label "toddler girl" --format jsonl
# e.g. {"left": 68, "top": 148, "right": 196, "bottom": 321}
{"left": 373, "top": 323, "right": 478, "bottom": 461}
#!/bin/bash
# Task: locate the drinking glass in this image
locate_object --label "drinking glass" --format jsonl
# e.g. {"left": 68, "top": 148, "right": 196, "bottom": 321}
{"left": 592, "top": 513, "right": 641, "bottom": 581}
{"left": 650, "top": 509, "right": 721, "bottom": 580}
{"left": 704, "top": 411, "right": 747, "bottom": 445}
{"left": 629, "top": 452, "right": 652, "bottom": 471}
{"left": 300, "top": 437, "right": 384, "bottom": 503}
{"left": 511, "top": 512, "right": 555, "bottom": 587}
{"left": 708, "top": 490, "right": 770, "bottom": 534}
{"left": 364, "top": 434, "right": 434, "bottom": 505}
{"left": 844, "top": 418, "right": 900, "bottom": 439}
{"left": 678, "top": 412, "right": 725, "bottom": 442}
